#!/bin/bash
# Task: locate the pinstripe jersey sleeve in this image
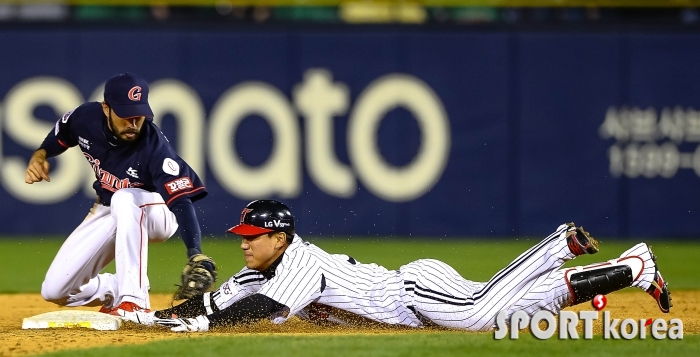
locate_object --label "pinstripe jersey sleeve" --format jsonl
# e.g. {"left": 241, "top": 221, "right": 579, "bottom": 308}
{"left": 258, "top": 250, "right": 324, "bottom": 319}
{"left": 211, "top": 266, "right": 268, "bottom": 310}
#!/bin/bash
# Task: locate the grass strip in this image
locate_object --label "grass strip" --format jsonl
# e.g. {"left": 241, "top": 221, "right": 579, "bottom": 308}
{"left": 38, "top": 332, "right": 700, "bottom": 357}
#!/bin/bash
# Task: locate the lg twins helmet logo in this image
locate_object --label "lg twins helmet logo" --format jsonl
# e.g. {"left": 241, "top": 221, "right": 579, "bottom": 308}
{"left": 240, "top": 208, "right": 253, "bottom": 223}
{"left": 128, "top": 86, "right": 142, "bottom": 101}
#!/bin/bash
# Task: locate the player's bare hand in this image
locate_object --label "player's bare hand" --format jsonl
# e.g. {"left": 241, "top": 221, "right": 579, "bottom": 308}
{"left": 25, "top": 149, "right": 51, "bottom": 184}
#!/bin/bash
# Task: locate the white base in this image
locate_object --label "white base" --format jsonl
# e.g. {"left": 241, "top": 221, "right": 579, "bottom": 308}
{"left": 22, "top": 310, "right": 122, "bottom": 331}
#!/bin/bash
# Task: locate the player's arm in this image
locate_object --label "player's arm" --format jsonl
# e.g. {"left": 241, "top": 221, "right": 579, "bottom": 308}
{"left": 155, "top": 267, "right": 267, "bottom": 319}
{"left": 168, "top": 198, "right": 220, "bottom": 301}
{"left": 184, "top": 266, "right": 285, "bottom": 327}
{"left": 150, "top": 150, "right": 212, "bottom": 298}
{"left": 151, "top": 155, "right": 208, "bottom": 258}
{"left": 169, "top": 198, "right": 204, "bottom": 258}
{"left": 156, "top": 253, "right": 326, "bottom": 332}
{"left": 120, "top": 281, "right": 278, "bottom": 332}
{"left": 153, "top": 293, "right": 288, "bottom": 332}
{"left": 26, "top": 109, "right": 78, "bottom": 184}
{"left": 207, "top": 293, "right": 287, "bottom": 327}
{"left": 167, "top": 193, "right": 216, "bottom": 300}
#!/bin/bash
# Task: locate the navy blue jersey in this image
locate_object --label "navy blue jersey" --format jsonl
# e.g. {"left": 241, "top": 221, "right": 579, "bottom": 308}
{"left": 39, "top": 102, "right": 207, "bottom": 207}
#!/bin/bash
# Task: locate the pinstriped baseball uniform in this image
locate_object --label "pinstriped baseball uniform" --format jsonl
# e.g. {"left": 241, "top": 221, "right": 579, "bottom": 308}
{"left": 168, "top": 223, "right": 658, "bottom": 331}
{"left": 202, "top": 223, "right": 655, "bottom": 330}
{"left": 212, "top": 235, "right": 421, "bottom": 326}
{"left": 399, "top": 224, "right": 576, "bottom": 330}
{"left": 139, "top": 200, "right": 668, "bottom": 332}
{"left": 505, "top": 241, "right": 655, "bottom": 319}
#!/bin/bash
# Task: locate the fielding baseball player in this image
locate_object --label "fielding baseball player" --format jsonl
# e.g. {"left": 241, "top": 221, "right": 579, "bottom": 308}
{"left": 24, "top": 73, "right": 217, "bottom": 316}
{"left": 121, "top": 200, "right": 672, "bottom": 332}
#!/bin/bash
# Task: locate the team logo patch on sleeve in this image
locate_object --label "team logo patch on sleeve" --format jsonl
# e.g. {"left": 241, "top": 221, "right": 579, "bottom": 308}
{"left": 165, "top": 177, "right": 193, "bottom": 195}
{"left": 163, "top": 158, "right": 180, "bottom": 176}
{"left": 61, "top": 109, "right": 74, "bottom": 123}
{"left": 55, "top": 109, "right": 74, "bottom": 135}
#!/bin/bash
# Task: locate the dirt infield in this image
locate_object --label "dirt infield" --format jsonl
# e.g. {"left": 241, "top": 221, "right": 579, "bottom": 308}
{"left": 1, "top": 290, "right": 697, "bottom": 356}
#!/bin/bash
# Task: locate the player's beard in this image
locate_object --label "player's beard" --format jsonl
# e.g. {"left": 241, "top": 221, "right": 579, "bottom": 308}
{"left": 108, "top": 114, "right": 141, "bottom": 143}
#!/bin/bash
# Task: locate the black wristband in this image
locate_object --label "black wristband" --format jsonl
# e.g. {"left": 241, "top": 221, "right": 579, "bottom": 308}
{"left": 207, "top": 294, "right": 287, "bottom": 328}
{"left": 156, "top": 293, "right": 219, "bottom": 319}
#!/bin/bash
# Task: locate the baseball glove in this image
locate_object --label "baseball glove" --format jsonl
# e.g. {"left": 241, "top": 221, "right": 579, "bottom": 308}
{"left": 173, "top": 254, "right": 217, "bottom": 301}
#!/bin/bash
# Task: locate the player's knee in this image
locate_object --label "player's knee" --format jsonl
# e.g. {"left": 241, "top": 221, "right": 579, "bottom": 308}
{"left": 110, "top": 189, "right": 138, "bottom": 209}
{"left": 41, "top": 280, "right": 69, "bottom": 305}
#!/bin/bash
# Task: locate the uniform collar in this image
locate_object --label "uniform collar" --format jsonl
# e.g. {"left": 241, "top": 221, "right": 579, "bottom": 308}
{"left": 259, "top": 235, "right": 303, "bottom": 280}
{"left": 260, "top": 253, "right": 283, "bottom": 280}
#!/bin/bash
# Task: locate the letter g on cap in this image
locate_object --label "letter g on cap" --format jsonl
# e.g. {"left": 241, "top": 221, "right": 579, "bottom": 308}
{"left": 128, "top": 86, "right": 142, "bottom": 101}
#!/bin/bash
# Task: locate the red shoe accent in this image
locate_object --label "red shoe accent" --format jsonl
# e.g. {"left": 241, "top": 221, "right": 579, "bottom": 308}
{"left": 645, "top": 246, "right": 672, "bottom": 313}
{"left": 98, "top": 305, "right": 112, "bottom": 314}
{"left": 104, "top": 302, "right": 151, "bottom": 316}
{"left": 646, "top": 271, "right": 672, "bottom": 313}
{"left": 567, "top": 236, "right": 585, "bottom": 256}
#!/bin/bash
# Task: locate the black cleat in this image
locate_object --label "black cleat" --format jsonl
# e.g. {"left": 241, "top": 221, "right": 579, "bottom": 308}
{"left": 646, "top": 246, "right": 672, "bottom": 313}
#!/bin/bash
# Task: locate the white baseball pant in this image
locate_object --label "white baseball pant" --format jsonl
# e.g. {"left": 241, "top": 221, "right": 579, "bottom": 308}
{"left": 400, "top": 224, "right": 656, "bottom": 331}
{"left": 41, "top": 188, "right": 178, "bottom": 309}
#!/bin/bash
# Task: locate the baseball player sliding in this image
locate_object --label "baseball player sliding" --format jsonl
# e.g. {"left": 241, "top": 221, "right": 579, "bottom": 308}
{"left": 24, "top": 73, "right": 216, "bottom": 316}
{"left": 122, "top": 200, "right": 672, "bottom": 332}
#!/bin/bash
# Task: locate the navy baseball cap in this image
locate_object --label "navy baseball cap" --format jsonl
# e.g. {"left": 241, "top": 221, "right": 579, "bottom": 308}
{"left": 103, "top": 72, "right": 154, "bottom": 118}
{"left": 227, "top": 200, "right": 295, "bottom": 237}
